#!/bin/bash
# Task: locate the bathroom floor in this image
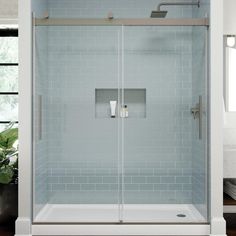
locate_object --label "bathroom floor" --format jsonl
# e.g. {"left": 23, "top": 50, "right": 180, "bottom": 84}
{"left": 224, "top": 214, "right": 236, "bottom": 236}
{"left": 0, "top": 222, "right": 15, "bottom": 236}
{"left": 34, "top": 204, "right": 205, "bottom": 223}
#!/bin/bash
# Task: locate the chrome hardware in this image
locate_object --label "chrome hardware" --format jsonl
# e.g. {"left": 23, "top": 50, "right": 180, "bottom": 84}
{"left": 191, "top": 95, "right": 202, "bottom": 140}
{"left": 38, "top": 94, "right": 42, "bottom": 140}
{"left": 191, "top": 106, "right": 200, "bottom": 119}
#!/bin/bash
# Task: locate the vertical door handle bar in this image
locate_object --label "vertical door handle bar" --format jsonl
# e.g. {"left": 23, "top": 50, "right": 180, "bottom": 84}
{"left": 38, "top": 95, "right": 42, "bottom": 140}
{"left": 199, "top": 95, "right": 202, "bottom": 140}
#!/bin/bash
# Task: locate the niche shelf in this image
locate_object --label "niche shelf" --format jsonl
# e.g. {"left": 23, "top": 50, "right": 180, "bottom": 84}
{"left": 95, "top": 88, "right": 146, "bottom": 119}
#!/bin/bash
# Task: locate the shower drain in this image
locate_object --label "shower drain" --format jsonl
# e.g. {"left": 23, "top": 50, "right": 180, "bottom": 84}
{"left": 176, "top": 214, "right": 186, "bottom": 218}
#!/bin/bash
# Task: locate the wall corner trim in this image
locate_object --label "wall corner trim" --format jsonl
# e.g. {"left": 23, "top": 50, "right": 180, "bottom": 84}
{"left": 210, "top": 217, "right": 227, "bottom": 235}
{"left": 15, "top": 217, "right": 32, "bottom": 236}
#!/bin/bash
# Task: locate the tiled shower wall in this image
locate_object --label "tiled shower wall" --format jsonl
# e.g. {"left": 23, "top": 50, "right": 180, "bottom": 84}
{"left": 122, "top": 26, "right": 193, "bottom": 203}
{"left": 44, "top": 0, "right": 195, "bottom": 205}
{"left": 48, "top": 0, "right": 193, "bottom": 18}
{"left": 34, "top": 0, "right": 207, "bottom": 210}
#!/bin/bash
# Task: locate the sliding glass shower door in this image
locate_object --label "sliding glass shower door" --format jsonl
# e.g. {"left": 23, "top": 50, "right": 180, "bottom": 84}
{"left": 33, "top": 24, "right": 208, "bottom": 223}
{"left": 122, "top": 25, "right": 208, "bottom": 223}
{"left": 33, "top": 26, "right": 122, "bottom": 222}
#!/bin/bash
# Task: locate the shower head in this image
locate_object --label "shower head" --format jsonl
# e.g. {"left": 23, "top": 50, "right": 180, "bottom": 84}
{"left": 150, "top": 10, "right": 167, "bottom": 18}
{"left": 151, "top": 1, "right": 200, "bottom": 18}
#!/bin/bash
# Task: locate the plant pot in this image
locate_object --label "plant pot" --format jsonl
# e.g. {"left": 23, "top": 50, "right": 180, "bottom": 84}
{"left": 0, "top": 183, "right": 18, "bottom": 223}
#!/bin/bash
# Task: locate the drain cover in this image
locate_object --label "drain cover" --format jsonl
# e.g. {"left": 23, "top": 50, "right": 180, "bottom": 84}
{"left": 177, "top": 214, "right": 186, "bottom": 218}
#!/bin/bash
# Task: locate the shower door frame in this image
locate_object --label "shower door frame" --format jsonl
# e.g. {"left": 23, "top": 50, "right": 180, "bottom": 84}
{"left": 35, "top": 18, "right": 209, "bottom": 26}
{"left": 32, "top": 17, "right": 210, "bottom": 225}
{"left": 16, "top": 0, "right": 227, "bottom": 233}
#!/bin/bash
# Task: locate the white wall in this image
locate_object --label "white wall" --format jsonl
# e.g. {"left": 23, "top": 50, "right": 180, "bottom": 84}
{"left": 0, "top": 0, "right": 17, "bottom": 19}
{"left": 224, "top": 0, "right": 236, "bottom": 35}
{"left": 223, "top": 0, "right": 236, "bottom": 147}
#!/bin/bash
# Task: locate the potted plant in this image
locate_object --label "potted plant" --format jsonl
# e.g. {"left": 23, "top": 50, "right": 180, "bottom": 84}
{"left": 0, "top": 123, "right": 18, "bottom": 223}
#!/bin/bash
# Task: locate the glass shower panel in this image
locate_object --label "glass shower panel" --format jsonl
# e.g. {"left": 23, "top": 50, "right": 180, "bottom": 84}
{"left": 33, "top": 26, "right": 122, "bottom": 223}
{"left": 192, "top": 26, "right": 209, "bottom": 222}
{"left": 122, "top": 26, "right": 208, "bottom": 223}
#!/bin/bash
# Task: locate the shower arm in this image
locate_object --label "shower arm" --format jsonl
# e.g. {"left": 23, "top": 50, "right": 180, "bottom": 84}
{"left": 157, "top": 1, "right": 200, "bottom": 11}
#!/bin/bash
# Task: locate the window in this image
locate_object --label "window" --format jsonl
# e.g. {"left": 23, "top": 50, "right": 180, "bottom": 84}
{"left": 0, "top": 27, "right": 18, "bottom": 131}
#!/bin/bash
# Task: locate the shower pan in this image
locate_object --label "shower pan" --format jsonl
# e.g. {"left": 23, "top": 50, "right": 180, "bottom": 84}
{"left": 16, "top": 0, "right": 226, "bottom": 236}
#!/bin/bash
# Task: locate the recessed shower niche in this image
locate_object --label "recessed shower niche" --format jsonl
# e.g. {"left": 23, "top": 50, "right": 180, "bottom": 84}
{"left": 95, "top": 88, "right": 146, "bottom": 118}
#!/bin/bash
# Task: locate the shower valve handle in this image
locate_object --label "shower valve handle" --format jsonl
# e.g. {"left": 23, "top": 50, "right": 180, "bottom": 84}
{"left": 191, "top": 106, "right": 199, "bottom": 119}
{"left": 191, "top": 95, "right": 202, "bottom": 140}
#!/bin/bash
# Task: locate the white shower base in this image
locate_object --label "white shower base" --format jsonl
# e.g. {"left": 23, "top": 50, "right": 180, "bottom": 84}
{"left": 34, "top": 204, "right": 206, "bottom": 223}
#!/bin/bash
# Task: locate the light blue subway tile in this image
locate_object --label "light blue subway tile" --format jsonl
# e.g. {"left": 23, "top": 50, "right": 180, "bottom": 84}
{"left": 146, "top": 176, "right": 160, "bottom": 183}
{"left": 168, "top": 168, "right": 182, "bottom": 176}
{"left": 88, "top": 177, "right": 103, "bottom": 183}
{"left": 125, "top": 168, "right": 139, "bottom": 176}
{"left": 154, "top": 169, "right": 168, "bottom": 176}
{"left": 160, "top": 161, "right": 176, "bottom": 168}
{"left": 66, "top": 184, "right": 81, "bottom": 191}
{"left": 48, "top": 176, "right": 59, "bottom": 184}
{"left": 74, "top": 177, "right": 88, "bottom": 183}
{"left": 182, "top": 168, "right": 192, "bottom": 175}
{"left": 96, "top": 184, "right": 110, "bottom": 191}
{"left": 66, "top": 168, "right": 80, "bottom": 176}
{"left": 109, "top": 184, "right": 118, "bottom": 190}
{"left": 161, "top": 176, "right": 175, "bottom": 184}
{"left": 96, "top": 168, "right": 110, "bottom": 176}
{"left": 124, "top": 176, "right": 132, "bottom": 183}
{"left": 103, "top": 176, "right": 118, "bottom": 183}
{"left": 125, "top": 184, "right": 140, "bottom": 191}
{"left": 168, "top": 184, "right": 183, "bottom": 190}
{"left": 51, "top": 168, "right": 66, "bottom": 176}
{"left": 132, "top": 176, "right": 146, "bottom": 184}
{"left": 183, "top": 184, "right": 192, "bottom": 190}
{"left": 139, "top": 168, "right": 154, "bottom": 176}
{"left": 52, "top": 184, "right": 66, "bottom": 191}
{"left": 176, "top": 176, "right": 191, "bottom": 184}
{"left": 80, "top": 168, "right": 96, "bottom": 176}
{"left": 139, "top": 184, "right": 154, "bottom": 191}
{"left": 81, "top": 184, "right": 96, "bottom": 191}
{"left": 58, "top": 177, "right": 74, "bottom": 183}
{"left": 154, "top": 184, "right": 168, "bottom": 191}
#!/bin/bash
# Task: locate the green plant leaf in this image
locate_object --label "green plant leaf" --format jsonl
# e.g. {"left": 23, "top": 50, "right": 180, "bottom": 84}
{"left": 0, "top": 149, "right": 5, "bottom": 160}
{"left": 0, "top": 128, "right": 18, "bottom": 149}
{"left": 0, "top": 165, "right": 14, "bottom": 184}
{"left": 0, "top": 126, "right": 18, "bottom": 184}
{"left": 0, "top": 134, "right": 8, "bottom": 149}
{"left": 1, "top": 158, "right": 10, "bottom": 165}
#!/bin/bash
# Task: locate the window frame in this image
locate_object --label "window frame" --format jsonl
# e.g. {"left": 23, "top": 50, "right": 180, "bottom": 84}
{"left": 0, "top": 27, "right": 18, "bottom": 124}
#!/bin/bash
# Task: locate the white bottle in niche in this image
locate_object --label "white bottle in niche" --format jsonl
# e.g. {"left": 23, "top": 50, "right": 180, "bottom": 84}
{"left": 110, "top": 101, "right": 117, "bottom": 118}
{"left": 120, "top": 105, "right": 125, "bottom": 118}
{"left": 124, "top": 105, "right": 128, "bottom": 118}
{"left": 120, "top": 105, "right": 128, "bottom": 118}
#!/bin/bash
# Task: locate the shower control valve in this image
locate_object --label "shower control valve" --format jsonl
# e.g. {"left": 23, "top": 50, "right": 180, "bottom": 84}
{"left": 191, "top": 104, "right": 200, "bottom": 119}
